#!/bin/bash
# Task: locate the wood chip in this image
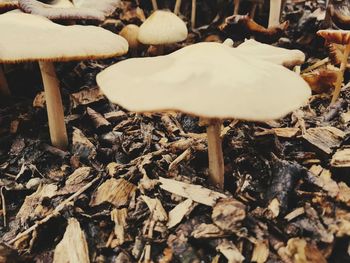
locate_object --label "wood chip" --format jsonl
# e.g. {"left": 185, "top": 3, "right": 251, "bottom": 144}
{"left": 212, "top": 198, "right": 246, "bottom": 232}
{"left": 191, "top": 223, "right": 225, "bottom": 239}
{"left": 302, "top": 126, "right": 345, "bottom": 155}
{"left": 90, "top": 178, "right": 136, "bottom": 207}
{"left": 72, "top": 128, "right": 96, "bottom": 160}
{"left": 53, "top": 218, "right": 90, "bottom": 263}
{"left": 159, "top": 177, "right": 226, "bottom": 207}
{"left": 104, "top": 110, "right": 127, "bottom": 122}
{"left": 86, "top": 107, "right": 111, "bottom": 130}
{"left": 70, "top": 86, "right": 104, "bottom": 108}
{"left": 331, "top": 147, "right": 350, "bottom": 168}
{"left": 284, "top": 207, "right": 305, "bottom": 221}
{"left": 251, "top": 240, "right": 269, "bottom": 263}
{"left": 217, "top": 239, "right": 244, "bottom": 263}
{"left": 141, "top": 196, "right": 168, "bottom": 222}
{"left": 110, "top": 208, "right": 128, "bottom": 247}
{"left": 167, "top": 199, "right": 193, "bottom": 229}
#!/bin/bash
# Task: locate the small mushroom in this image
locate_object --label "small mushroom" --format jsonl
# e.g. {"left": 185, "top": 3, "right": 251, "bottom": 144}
{"left": 317, "top": 29, "right": 350, "bottom": 104}
{"left": 19, "top": 0, "right": 121, "bottom": 21}
{"left": 219, "top": 14, "right": 288, "bottom": 44}
{"left": 138, "top": 10, "right": 188, "bottom": 55}
{"left": 119, "top": 24, "right": 141, "bottom": 56}
{"left": 236, "top": 39, "right": 305, "bottom": 68}
{"left": 0, "top": 13, "right": 128, "bottom": 149}
{"left": 96, "top": 42, "right": 310, "bottom": 189}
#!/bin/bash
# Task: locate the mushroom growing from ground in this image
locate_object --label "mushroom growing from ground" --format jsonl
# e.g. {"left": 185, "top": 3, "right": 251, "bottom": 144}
{"left": 96, "top": 42, "right": 310, "bottom": 188}
{"left": 119, "top": 24, "right": 142, "bottom": 57}
{"left": 236, "top": 39, "right": 305, "bottom": 68}
{"left": 19, "top": 0, "right": 121, "bottom": 21}
{"left": 317, "top": 29, "right": 350, "bottom": 104}
{"left": 138, "top": 10, "right": 188, "bottom": 55}
{"left": 0, "top": 13, "right": 128, "bottom": 149}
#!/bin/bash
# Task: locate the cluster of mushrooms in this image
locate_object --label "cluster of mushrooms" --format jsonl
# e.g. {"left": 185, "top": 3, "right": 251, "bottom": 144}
{"left": 2, "top": 0, "right": 349, "bottom": 189}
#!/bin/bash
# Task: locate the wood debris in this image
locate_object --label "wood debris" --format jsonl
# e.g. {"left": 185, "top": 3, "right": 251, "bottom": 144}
{"left": 90, "top": 178, "right": 136, "bottom": 207}
{"left": 53, "top": 218, "right": 90, "bottom": 263}
{"left": 159, "top": 177, "right": 226, "bottom": 206}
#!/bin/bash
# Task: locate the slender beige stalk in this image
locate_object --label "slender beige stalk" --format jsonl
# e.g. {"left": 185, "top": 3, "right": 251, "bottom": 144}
{"left": 250, "top": 3, "right": 258, "bottom": 20}
{"left": 151, "top": 0, "right": 158, "bottom": 10}
{"left": 234, "top": 0, "right": 240, "bottom": 15}
{"left": 39, "top": 61, "right": 68, "bottom": 150}
{"left": 191, "top": 0, "right": 196, "bottom": 29}
{"left": 174, "top": 0, "right": 182, "bottom": 15}
{"left": 0, "top": 65, "right": 10, "bottom": 97}
{"left": 206, "top": 119, "right": 224, "bottom": 189}
{"left": 268, "top": 0, "right": 282, "bottom": 27}
{"left": 332, "top": 44, "right": 350, "bottom": 104}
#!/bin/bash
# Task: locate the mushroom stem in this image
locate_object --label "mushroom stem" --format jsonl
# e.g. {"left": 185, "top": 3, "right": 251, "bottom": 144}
{"left": 0, "top": 65, "right": 10, "bottom": 97}
{"left": 174, "top": 0, "right": 182, "bottom": 15}
{"left": 39, "top": 61, "right": 68, "bottom": 150}
{"left": 332, "top": 43, "right": 350, "bottom": 104}
{"left": 268, "top": 0, "right": 282, "bottom": 28}
{"left": 234, "top": 0, "right": 240, "bottom": 15}
{"left": 151, "top": 0, "right": 158, "bottom": 10}
{"left": 206, "top": 118, "right": 224, "bottom": 189}
{"left": 191, "top": 0, "right": 196, "bottom": 29}
{"left": 250, "top": 3, "right": 258, "bottom": 20}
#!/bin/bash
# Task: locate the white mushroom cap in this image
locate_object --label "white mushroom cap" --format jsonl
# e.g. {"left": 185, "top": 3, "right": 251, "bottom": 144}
{"left": 19, "top": 0, "right": 121, "bottom": 21}
{"left": 97, "top": 42, "right": 311, "bottom": 121}
{"left": 0, "top": 13, "right": 128, "bottom": 63}
{"left": 236, "top": 39, "right": 305, "bottom": 67}
{"left": 138, "top": 10, "right": 188, "bottom": 45}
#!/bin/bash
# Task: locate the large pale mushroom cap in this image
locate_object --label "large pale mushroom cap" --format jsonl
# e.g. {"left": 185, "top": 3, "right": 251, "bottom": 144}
{"left": 138, "top": 10, "right": 188, "bottom": 45}
{"left": 236, "top": 39, "right": 305, "bottom": 68}
{"left": 0, "top": 13, "right": 128, "bottom": 63}
{"left": 97, "top": 42, "right": 311, "bottom": 121}
{"left": 317, "top": 29, "right": 350, "bottom": 45}
{"left": 19, "top": 0, "right": 121, "bottom": 21}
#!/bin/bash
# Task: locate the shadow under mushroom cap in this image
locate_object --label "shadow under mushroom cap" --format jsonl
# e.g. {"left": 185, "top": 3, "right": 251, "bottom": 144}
{"left": 97, "top": 42, "right": 311, "bottom": 121}
{"left": 0, "top": 13, "right": 128, "bottom": 63}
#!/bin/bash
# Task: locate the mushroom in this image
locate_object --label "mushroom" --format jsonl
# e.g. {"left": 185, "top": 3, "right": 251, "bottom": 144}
{"left": 268, "top": 0, "right": 286, "bottom": 28}
{"left": 236, "top": 39, "right": 305, "bottom": 68}
{"left": 138, "top": 10, "right": 188, "bottom": 55}
{"left": 234, "top": 0, "right": 240, "bottom": 15}
{"left": 0, "top": 65, "right": 10, "bottom": 96}
{"left": 317, "top": 29, "right": 350, "bottom": 104}
{"left": 19, "top": 0, "right": 121, "bottom": 21}
{"left": 151, "top": 0, "right": 157, "bottom": 11}
{"left": 119, "top": 24, "right": 141, "bottom": 56}
{"left": 173, "top": 0, "right": 196, "bottom": 29}
{"left": 96, "top": 42, "right": 311, "bottom": 188}
{"left": 0, "top": 0, "right": 18, "bottom": 12}
{"left": 0, "top": 13, "right": 128, "bottom": 149}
